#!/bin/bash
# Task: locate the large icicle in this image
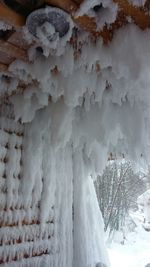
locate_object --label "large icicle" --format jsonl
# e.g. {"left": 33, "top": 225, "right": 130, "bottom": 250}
{"left": 73, "top": 148, "right": 109, "bottom": 267}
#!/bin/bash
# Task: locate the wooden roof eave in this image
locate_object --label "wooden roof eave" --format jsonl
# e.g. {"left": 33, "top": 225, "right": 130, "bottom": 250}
{"left": 46, "top": 0, "right": 150, "bottom": 42}
{"left": 1, "top": 0, "right": 150, "bottom": 42}
{"left": 0, "top": 0, "right": 150, "bottom": 79}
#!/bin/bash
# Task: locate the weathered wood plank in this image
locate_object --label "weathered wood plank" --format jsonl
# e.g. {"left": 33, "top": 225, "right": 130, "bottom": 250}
{"left": 114, "top": 0, "right": 150, "bottom": 29}
{"left": 8, "top": 31, "right": 31, "bottom": 50}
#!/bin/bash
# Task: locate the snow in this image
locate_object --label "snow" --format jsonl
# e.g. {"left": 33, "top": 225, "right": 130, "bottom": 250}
{"left": 8, "top": 24, "right": 150, "bottom": 171}
{"left": 137, "top": 190, "right": 150, "bottom": 224}
{"left": 0, "top": 21, "right": 12, "bottom": 30}
{"left": 19, "top": 104, "right": 109, "bottom": 266}
{"left": 75, "top": 0, "right": 118, "bottom": 29}
{"left": 129, "top": 0, "right": 147, "bottom": 6}
{"left": 108, "top": 226, "right": 150, "bottom": 267}
{"left": 0, "top": 75, "right": 19, "bottom": 98}
{"left": 26, "top": 7, "right": 74, "bottom": 57}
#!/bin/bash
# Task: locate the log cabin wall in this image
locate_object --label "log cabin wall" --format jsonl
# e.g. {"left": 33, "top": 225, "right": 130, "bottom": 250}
{"left": 0, "top": 103, "right": 55, "bottom": 266}
{"left": 0, "top": 102, "right": 73, "bottom": 267}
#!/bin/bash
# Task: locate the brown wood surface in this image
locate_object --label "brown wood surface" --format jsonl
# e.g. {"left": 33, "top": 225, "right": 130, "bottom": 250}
{"left": 0, "top": 62, "right": 8, "bottom": 72}
{"left": 0, "top": 2, "right": 25, "bottom": 27}
{"left": 114, "top": 0, "right": 150, "bottom": 29}
{"left": 0, "top": 51, "right": 14, "bottom": 64}
{"left": 0, "top": 39, "right": 28, "bottom": 61}
{"left": 45, "top": 0, "right": 150, "bottom": 39}
{"left": 8, "top": 31, "right": 31, "bottom": 50}
{"left": 45, "top": 0, "right": 78, "bottom": 13}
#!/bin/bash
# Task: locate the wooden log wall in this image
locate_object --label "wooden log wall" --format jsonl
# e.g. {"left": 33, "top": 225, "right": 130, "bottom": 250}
{"left": 0, "top": 104, "right": 55, "bottom": 266}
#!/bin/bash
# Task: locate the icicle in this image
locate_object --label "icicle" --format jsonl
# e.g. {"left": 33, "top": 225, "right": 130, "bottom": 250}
{"left": 73, "top": 148, "right": 109, "bottom": 267}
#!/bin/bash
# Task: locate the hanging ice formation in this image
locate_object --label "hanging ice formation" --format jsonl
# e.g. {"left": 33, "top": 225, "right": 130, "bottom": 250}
{"left": 1, "top": 1, "right": 150, "bottom": 266}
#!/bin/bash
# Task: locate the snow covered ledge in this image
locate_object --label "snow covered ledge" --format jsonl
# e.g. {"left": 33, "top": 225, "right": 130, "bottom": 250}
{"left": 1, "top": 23, "right": 150, "bottom": 266}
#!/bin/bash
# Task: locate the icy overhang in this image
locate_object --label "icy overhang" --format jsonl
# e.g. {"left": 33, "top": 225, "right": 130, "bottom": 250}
{"left": 0, "top": 0, "right": 150, "bottom": 170}
{"left": 0, "top": 0, "right": 150, "bottom": 84}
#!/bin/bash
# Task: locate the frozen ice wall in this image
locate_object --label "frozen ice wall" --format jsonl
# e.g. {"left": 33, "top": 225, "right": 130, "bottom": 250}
{"left": 21, "top": 102, "right": 109, "bottom": 267}
{"left": 10, "top": 24, "right": 150, "bottom": 166}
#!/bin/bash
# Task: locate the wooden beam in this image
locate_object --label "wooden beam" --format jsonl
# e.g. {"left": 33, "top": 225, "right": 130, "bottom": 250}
{"left": 73, "top": 0, "right": 150, "bottom": 30}
{"left": 0, "top": 2, "right": 25, "bottom": 27}
{"left": 46, "top": 0, "right": 99, "bottom": 34}
{"left": 114, "top": 0, "right": 150, "bottom": 29}
{"left": 73, "top": 0, "right": 150, "bottom": 42}
{"left": 0, "top": 40, "right": 28, "bottom": 61}
{"left": 44, "top": 1, "right": 150, "bottom": 45}
{"left": 1, "top": 0, "right": 149, "bottom": 56}
{"left": 73, "top": 15, "right": 96, "bottom": 33}
{"left": 8, "top": 31, "right": 31, "bottom": 50}
{"left": 45, "top": 0, "right": 78, "bottom": 13}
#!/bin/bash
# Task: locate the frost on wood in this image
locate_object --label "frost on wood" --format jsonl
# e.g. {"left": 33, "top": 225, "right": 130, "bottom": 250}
{"left": 129, "top": 0, "right": 147, "bottom": 6}
{"left": 0, "top": 103, "right": 108, "bottom": 267}
{"left": 75, "top": 0, "right": 118, "bottom": 29}
{"left": 0, "top": 104, "right": 73, "bottom": 266}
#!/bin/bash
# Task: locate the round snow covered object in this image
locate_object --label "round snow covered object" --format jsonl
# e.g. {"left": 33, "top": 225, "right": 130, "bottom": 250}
{"left": 26, "top": 7, "right": 71, "bottom": 42}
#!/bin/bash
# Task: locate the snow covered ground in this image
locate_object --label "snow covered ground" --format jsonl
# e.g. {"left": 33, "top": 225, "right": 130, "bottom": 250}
{"left": 108, "top": 226, "right": 150, "bottom": 267}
